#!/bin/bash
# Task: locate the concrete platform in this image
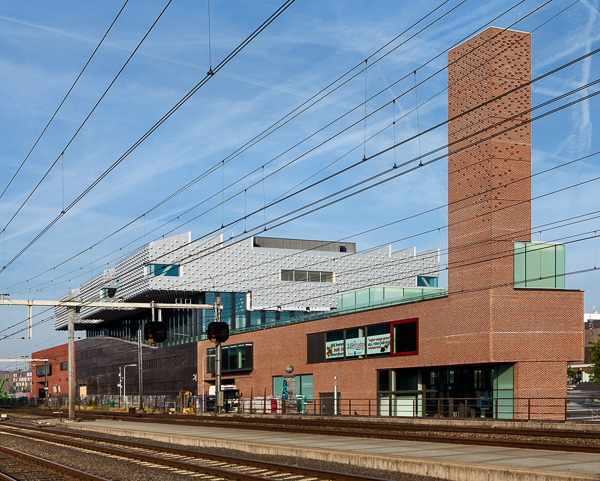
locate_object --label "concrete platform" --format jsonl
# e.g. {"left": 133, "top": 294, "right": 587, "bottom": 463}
{"left": 68, "top": 420, "right": 600, "bottom": 481}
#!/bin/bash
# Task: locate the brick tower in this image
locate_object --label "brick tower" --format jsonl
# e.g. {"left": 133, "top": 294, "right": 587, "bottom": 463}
{"left": 447, "top": 27, "right": 531, "bottom": 293}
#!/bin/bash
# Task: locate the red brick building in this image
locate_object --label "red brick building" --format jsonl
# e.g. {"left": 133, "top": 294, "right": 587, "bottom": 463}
{"left": 31, "top": 344, "right": 70, "bottom": 400}
{"left": 197, "top": 28, "right": 584, "bottom": 419}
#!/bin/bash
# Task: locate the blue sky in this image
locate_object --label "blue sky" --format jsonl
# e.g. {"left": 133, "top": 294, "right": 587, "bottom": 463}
{"left": 0, "top": 0, "right": 599, "bottom": 365}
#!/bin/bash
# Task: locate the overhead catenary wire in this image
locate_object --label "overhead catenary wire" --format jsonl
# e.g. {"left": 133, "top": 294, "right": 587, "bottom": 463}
{"left": 6, "top": 48, "right": 599, "bottom": 297}
{"left": 0, "top": 0, "right": 493, "bottom": 288}
{"left": 0, "top": 0, "right": 175, "bottom": 238}
{"left": 0, "top": 0, "right": 296, "bottom": 275}
{"left": 0, "top": 1, "right": 584, "bottom": 298}
{"left": 0, "top": 0, "right": 131, "bottom": 202}
{"left": 1, "top": 0, "right": 561, "bottom": 292}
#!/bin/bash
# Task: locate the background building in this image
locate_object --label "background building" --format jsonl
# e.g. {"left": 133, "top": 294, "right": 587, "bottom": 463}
{"left": 196, "top": 27, "right": 584, "bottom": 420}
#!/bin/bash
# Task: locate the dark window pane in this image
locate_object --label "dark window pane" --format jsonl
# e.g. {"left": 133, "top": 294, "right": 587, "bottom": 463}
{"left": 295, "top": 270, "right": 307, "bottom": 282}
{"left": 392, "top": 320, "right": 418, "bottom": 355}
{"left": 378, "top": 370, "right": 390, "bottom": 391}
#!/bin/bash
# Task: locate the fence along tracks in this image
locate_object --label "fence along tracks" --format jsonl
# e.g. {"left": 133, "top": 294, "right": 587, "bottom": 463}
{"left": 0, "top": 423, "right": 389, "bottom": 481}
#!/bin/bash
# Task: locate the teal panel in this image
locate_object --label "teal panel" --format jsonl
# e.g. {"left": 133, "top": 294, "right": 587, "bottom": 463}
{"left": 340, "top": 292, "right": 355, "bottom": 310}
{"left": 556, "top": 244, "right": 566, "bottom": 288}
{"left": 514, "top": 242, "right": 526, "bottom": 287}
{"left": 383, "top": 287, "right": 404, "bottom": 300}
{"left": 300, "top": 374, "right": 313, "bottom": 400}
{"left": 370, "top": 287, "right": 384, "bottom": 303}
{"left": 272, "top": 376, "right": 284, "bottom": 397}
{"left": 355, "top": 289, "right": 370, "bottom": 307}
{"left": 494, "top": 364, "right": 514, "bottom": 419}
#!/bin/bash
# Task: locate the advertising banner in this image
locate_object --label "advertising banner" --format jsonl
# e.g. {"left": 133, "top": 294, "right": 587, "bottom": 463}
{"left": 325, "top": 339, "right": 344, "bottom": 358}
{"left": 367, "top": 333, "right": 390, "bottom": 355}
{"left": 345, "top": 336, "right": 365, "bottom": 356}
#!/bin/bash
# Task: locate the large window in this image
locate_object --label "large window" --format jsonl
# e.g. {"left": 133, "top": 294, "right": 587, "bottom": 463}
{"left": 391, "top": 319, "right": 418, "bottom": 356}
{"left": 147, "top": 264, "right": 180, "bottom": 277}
{"left": 307, "top": 319, "right": 417, "bottom": 364}
{"left": 281, "top": 269, "right": 334, "bottom": 283}
{"left": 207, "top": 343, "right": 253, "bottom": 373}
{"left": 514, "top": 242, "right": 565, "bottom": 289}
{"left": 36, "top": 364, "right": 51, "bottom": 377}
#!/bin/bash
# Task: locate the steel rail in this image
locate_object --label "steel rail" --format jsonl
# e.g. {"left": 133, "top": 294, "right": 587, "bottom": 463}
{"left": 0, "top": 444, "right": 111, "bottom": 481}
{"left": 0, "top": 424, "right": 389, "bottom": 481}
{"left": 0, "top": 471, "right": 19, "bottom": 481}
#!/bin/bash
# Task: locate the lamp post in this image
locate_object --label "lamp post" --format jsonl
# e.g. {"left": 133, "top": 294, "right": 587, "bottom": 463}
{"left": 334, "top": 376, "right": 338, "bottom": 415}
{"left": 123, "top": 364, "right": 137, "bottom": 408}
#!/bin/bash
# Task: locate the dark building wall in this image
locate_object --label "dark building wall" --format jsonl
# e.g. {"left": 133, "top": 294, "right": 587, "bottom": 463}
{"left": 75, "top": 337, "right": 197, "bottom": 396}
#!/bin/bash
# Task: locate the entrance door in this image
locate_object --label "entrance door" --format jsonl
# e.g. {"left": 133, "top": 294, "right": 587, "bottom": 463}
{"left": 319, "top": 392, "right": 341, "bottom": 415}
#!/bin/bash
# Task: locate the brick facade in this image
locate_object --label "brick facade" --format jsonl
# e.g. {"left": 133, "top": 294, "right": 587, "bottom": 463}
{"left": 197, "top": 28, "right": 584, "bottom": 419}
{"left": 31, "top": 344, "right": 70, "bottom": 399}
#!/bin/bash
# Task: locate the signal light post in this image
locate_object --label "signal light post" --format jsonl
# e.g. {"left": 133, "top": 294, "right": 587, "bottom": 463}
{"left": 207, "top": 297, "right": 228, "bottom": 413}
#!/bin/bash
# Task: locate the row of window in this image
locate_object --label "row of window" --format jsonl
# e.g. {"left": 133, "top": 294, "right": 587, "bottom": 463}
{"left": 307, "top": 319, "right": 418, "bottom": 364}
{"left": 281, "top": 270, "right": 334, "bottom": 283}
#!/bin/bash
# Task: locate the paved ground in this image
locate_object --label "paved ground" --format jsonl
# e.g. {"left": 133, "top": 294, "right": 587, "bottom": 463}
{"left": 70, "top": 420, "right": 600, "bottom": 481}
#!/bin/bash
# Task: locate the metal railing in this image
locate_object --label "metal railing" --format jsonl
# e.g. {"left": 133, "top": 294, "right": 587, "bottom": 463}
{"left": 3, "top": 394, "right": 599, "bottom": 421}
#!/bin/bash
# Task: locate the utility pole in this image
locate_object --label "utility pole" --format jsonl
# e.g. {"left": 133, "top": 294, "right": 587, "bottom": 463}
{"left": 214, "top": 296, "right": 222, "bottom": 414}
{"left": 68, "top": 306, "right": 76, "bottom": 420}
{"left": 138, "top": 327, "right": 143, "bottom": 411}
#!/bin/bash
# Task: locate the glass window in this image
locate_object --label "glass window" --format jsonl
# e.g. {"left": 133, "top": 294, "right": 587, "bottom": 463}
{"left": 60, "top": 362, "right": 68, "bottom": 371}
{"left": 36, "top": 364, "right": 51, "bottom": 377}
{"left": 345, "top": 327, "right": 365, "bottom": 358}
{"left": 417, "top": 276, "right": 438, "bottom": 287}
{"left": 392, "top": 319, "right": 418, "bottom": 356}
{"left": 377, "top": 370, "right": 390, "bottom": 391}
{"left": 325, "top": 330, "right": 344, "bottom": 359}
{"left": 321, "top": 271, "right": 333, "bottom": 283}
{"left": 295, "top": 270, "right": 307, "bottom": 282}
{"left": 281, "top": 270, "right": 294, "bottom": 281}
{"left": 367, "top": 323, "right": 391, "bottom": 356}
{"left": 300, "top": 374, "right": 313, "bottom": 399}
{"left": 307, "top": 271, "right": 320, "bottom": 282}
{"left": 148, "top": 264, "right": 180, "bottom": 277}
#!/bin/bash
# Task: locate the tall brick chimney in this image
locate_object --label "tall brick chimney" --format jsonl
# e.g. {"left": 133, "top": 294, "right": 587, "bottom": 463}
{"left": 447, "top": 27, "right": 532, "bottom": 293}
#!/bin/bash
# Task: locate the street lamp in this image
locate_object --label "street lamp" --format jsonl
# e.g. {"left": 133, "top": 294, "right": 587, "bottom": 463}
{"left": 123, "top": 364, "right": 137, "bottom": 408}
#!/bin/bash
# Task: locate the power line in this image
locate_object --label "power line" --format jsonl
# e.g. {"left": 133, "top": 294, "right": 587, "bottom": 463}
{"left": 0, "top": 0, "right": 131, "bottom": 202}
{"left": 0, "top": 0, "right": 174, "bottom": 238}
{"left": 0, "top": 1, "right": 584, "bottom": 294}
{"left": 0, "top": 0, "right": 296, "bottom": 275}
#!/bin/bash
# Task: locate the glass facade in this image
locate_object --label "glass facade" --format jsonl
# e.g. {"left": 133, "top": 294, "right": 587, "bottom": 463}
{"left": 338, "top": 286, "right": 446, "bottom": 311}
{"left": 377, "top": 364, "right": 514, "bottom": 418}
{"left": 86, "top": 291, "right": 308, "bottom": 348}
{"left": 514, "top": 242, "right": 566, "bottom": 289}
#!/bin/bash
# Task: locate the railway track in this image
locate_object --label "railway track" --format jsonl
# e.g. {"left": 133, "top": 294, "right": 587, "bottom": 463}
{"left": 0, "top": 423, "right": 391, "bottom": 481}
{"left": 0, "top": 442, "right": 110, "bottom": 481}
{"left": 11, "top": 408, "right": 599, "bottom": 453}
